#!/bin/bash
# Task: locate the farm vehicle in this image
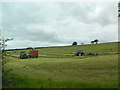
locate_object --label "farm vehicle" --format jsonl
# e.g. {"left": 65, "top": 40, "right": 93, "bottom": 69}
{"left": 75, "top": 50, "right": 84, "bottom": 56}
{"left": 20, "top": 50, "right": 38, "bottom": 59}
{"left": 75, "top": 50, "right": 98, "bottom": 56}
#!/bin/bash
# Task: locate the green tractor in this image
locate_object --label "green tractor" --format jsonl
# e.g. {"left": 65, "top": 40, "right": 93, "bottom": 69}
{"left": 20, "top": 51, "right": 29, "bottom": 59}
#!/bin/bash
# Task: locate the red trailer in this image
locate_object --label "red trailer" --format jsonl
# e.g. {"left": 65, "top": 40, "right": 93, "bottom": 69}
{"left": 29, "top": 50, "right": 38, "bottom": 58}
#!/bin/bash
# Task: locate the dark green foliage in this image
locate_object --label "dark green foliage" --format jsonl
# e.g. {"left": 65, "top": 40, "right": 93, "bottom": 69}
{"left": 118, "top": 1, "right": 120, "bottom": 10}
{"left": 91, "top": 39, "right": 99, "bottom": 44}
{"left": 91, "top": 41, "right": 94, "bottom": 44}
{"left": 94, "top": 39, "right": 99, "bottom": 44}
{"left": 72, "top": 41, "right": 77, "bottom": 46}
{"left": 118, "top": 1, "right": 120, "bottom": 17}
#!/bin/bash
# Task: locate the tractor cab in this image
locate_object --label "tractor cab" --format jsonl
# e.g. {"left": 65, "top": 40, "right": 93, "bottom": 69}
{"left": 20, "top": 51, "right": 29, "bottom": 59}
{"left": 75, "top": 50, "right": 84, "bottom": 56}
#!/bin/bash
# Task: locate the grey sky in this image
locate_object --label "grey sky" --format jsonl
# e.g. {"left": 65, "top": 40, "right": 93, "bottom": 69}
{"left": 1, "top": 2, "right": 118, "bottom": 49}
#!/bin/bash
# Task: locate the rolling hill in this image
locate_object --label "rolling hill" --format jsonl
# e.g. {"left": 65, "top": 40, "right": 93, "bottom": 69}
{"left": 3, "top": 42, "right": 119, "bottom": 88}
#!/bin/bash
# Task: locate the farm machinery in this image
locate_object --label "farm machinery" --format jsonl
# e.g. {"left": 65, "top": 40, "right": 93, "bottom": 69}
{"left": 75, "top": 50, "right": 84, "bottom": 56}
{"left": 74, "top": 50, "right": 98, "bottom": 56}
{"left": 20, "top": 50, "right": 38, "bottom": 59}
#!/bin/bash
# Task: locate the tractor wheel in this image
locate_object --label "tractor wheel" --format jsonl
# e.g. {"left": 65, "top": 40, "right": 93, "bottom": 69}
{"left": 29, "top": 56, "right": 31, "bottom": 58}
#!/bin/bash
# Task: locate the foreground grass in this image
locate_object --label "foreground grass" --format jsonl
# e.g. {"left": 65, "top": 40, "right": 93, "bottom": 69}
{"left": 3, "top": 54, "right": 118, "bottom": 88}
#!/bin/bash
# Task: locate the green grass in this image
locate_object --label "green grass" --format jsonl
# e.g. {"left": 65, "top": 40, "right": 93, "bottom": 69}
{"left": 3, "top": 42, "right": 119, "bottom": 88}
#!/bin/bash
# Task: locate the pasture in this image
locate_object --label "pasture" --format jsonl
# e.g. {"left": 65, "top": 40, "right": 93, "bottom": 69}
{"left": 3, "top": 42, "right": 119, "bottom": 88}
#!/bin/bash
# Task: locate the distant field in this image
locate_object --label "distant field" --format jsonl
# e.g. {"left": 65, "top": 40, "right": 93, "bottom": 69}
{"left": 3, "top": 42, "right": 119, "bottom": 88}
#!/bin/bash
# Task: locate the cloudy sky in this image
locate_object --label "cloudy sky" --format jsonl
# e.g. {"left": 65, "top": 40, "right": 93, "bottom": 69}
{"left": 1, "top": 1, "right": 118, "bottom": 49}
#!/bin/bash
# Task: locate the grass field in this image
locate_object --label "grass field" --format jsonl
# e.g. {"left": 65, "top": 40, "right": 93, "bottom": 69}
{"left": 3, "top": 42, "right": 119, "bottom": 88}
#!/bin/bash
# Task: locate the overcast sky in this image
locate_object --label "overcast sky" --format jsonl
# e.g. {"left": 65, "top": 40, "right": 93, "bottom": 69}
{"left": 1, "top": 1, "right": 118, "bottom": 49}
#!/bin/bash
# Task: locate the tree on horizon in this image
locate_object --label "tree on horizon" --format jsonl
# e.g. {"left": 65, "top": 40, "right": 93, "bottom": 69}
{"left": 72, "top": 41, "right": 77, "bottom": 46}
{"left": 94, "top": 39, "right": 99, "bottom": 44}
{"left": 91, "top": 41, "right": 94, "bottom": 44}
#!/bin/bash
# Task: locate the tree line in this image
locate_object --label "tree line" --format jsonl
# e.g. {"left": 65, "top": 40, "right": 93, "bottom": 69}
{"left": 72, "top": 39, "right": 99, "bottom": 46}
